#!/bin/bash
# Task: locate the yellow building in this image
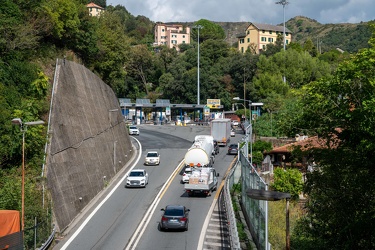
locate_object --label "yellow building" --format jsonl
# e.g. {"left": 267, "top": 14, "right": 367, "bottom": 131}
{"left": 86, "top": 2, "right": 104, "bottom": 17}
{"left": 237, "top": 22, "right": 292, "bottom": 54}
{"left": 154, "top": 23, "right": 191, "bottom": 50}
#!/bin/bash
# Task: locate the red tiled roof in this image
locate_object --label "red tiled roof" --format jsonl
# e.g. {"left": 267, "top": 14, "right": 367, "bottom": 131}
{"left": 266, "top": 136, "right": 328, "bottom": 154}
{"left": 86, "top": 2, "right": 104, "bottom": 9}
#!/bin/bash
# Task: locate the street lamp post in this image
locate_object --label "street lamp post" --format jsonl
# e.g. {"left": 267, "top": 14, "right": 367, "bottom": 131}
{"left": 276, "top": 0, "right": 289, "bottom": 51}
{"left": 246, "top": 189, "right": 291, "bottom": 250}
{"left": 233, "top": 97, "right": 253, "bottom": 164}
{"left": 193, "top": 25, "right": 203, "bottom": 105}
{"left": 233, "top": 97, "right": 264, "bottom": 165}
{"left": 12, "top": 118, "right": 45, "bottom": 231}
{"left": 276, "top": 0, "right": 289, "bottom": 83}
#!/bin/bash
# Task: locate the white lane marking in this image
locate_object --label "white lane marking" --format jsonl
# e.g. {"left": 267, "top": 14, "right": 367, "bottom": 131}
{"left": 125, "top": 160, "right": 184, "bottom": 250}
{"left": 60, "top": 137, "right": 142, "bottom": 250}
{"left": 197, "top": 197, "right": 218, "bottom": 250}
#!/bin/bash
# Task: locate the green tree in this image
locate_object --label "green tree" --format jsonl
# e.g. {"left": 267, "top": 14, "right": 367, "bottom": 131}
{"left": 191, "top": 19, "right": 226, "bottom": 42}
{"left": 291, "top": 23, "right": 375, "bottom": 249}
{"left": 125, "top": 44, "right": 154, "bottom": 96}
{"left": 41, "top": 0, "right": 81, "bottom": 41}
{"left": 271, "top": 168, "right": 303, "bottom": 200}
{"left": 93, "top": 11, "right": 130, "bottom": 94}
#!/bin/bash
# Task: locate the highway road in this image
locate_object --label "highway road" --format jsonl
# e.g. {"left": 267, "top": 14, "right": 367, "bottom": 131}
{"left": 54, "top": 125, "right": 239, "bottom": 250}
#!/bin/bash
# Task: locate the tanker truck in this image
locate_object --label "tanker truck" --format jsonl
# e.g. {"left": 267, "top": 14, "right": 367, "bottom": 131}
{"left": 184, "top": 135, "right": 215, "bottom": 168}
{"left": 183, "top": 135, "right": 219, "bottom": 196}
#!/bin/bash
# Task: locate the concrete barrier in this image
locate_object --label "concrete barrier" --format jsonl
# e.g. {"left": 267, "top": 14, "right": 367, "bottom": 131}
{"left": 46, "top": 59, "right": 134, "bottom": 232}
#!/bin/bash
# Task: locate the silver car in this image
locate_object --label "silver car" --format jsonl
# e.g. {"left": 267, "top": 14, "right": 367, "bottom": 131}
{"left": 159, "top": 205, "right": 190, "bottom": 231}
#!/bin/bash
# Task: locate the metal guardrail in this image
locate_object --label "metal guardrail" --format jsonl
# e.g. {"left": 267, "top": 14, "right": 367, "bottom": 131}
{"left": 223, "top": 161, "right": 241, "bottom": 249}
{"left": 37, "top": 225, "right": 56, "bottom": 250}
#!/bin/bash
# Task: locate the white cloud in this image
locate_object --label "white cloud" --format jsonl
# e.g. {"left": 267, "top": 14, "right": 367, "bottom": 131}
{"left": 111, "top": 0, "right": 375, "bottom": 24}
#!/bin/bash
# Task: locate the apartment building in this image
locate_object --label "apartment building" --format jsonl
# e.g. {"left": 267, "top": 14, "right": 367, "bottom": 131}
{"left": 154, "top": 23, "right": 191, "bottom": 50}
{"left": 86, "top": 2, "right": 104, "bottom": 17}
{"left": 237, "top": 22, "right": 292, "bottom": 54}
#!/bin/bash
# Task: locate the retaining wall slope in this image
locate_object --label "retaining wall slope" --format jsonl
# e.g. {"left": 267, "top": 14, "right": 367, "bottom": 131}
{"left": 46, "top": 59, "right": 133, "bottom": 231}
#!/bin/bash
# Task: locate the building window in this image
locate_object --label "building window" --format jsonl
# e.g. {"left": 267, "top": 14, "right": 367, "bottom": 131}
{"left": 262, "top": 45, "right": 266, "bottom": 50}
{"left": 285, "top": 32, "right": 289, "bottom": 36}
{"left": 286, "top": 40, "right": 289, "bottom": 44}
{"left": 247, "top": 38, "right": 250, "bottom": 43}
{"left": 171, "top": 40, "right": 177, "bottom": 44}
{"left": 89, "top": 8, "right": 92, "bottom": 12}
{"left": 261, "top": 37, "right": 266, "bottom": 42}
{"left": 241, "top": 47, "right": 244, "bottom": 53}
{"left": 247, "top": 30, "right": 250, "bottom": 35}
{"left": 162, "top": 29, "right": 165, "bottom": 32}
{"left": 269, "top": 31, "right": 272, "bottom": 34}
{"left": 183, "top": 35, "right": 185, "bottom": 38}
{"left": 262, "top": 30, "right": 265, "bottom": 33}
{"left": 268, "top": 38, "right": 274, "bottom": 42}
{"left": 240, "top": 38, "right": 244, "bottom": 44}
{"left": 183, "top": 41, "right": 186, "bottom": 43}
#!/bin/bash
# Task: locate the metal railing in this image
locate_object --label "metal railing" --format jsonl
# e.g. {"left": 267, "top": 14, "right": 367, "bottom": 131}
{"left": 223, "top": 160, "right": 241, "bottom": 249}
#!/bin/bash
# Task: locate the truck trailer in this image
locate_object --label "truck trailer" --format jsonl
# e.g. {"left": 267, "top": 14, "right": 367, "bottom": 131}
{"left": 211, "top": 118, "right": 231, "bottom": 146}
{"left": 184, "top": 167, "right": 218, "bottom": 197}
{"left": 184, "top": 135, "right": 215, "bottom": 167}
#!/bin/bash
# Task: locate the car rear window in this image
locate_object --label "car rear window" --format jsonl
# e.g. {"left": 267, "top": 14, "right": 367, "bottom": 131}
{"left": 165, "top": 208, "right": 184, "bottom": 216}
{"left": 147, "top": 153, "right": 158, "bottom": 157}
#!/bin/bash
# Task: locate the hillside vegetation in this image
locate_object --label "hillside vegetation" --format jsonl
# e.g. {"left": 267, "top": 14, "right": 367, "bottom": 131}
{"left": 1, "top": 1, "right": 375, "bottom": 249}
{"left": 214, "top": 16, "right": 373, "bottom": 53}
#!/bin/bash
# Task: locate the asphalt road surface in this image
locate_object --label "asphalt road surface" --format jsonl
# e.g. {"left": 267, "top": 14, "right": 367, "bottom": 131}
{"left": 54, "top": 124, "right": 238, "bottom": 250}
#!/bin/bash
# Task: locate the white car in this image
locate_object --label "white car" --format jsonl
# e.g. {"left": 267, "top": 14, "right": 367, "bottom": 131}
{"left": 126, "top": 169, "right": 148, "bottom": 188}
{"left": 232, "top": 120, "right": 239, "bottom": 126}
{"left": 144, "top": 151, "right": 160, "bottom": 165}
{"left": 129, "top": 125, "right": 139, "bottom": 135}
{"left": 181, "top": 167, "right": 192, "bottom": 183}
{"left": 231, "top": 129, "right": 235, "bottom": 137}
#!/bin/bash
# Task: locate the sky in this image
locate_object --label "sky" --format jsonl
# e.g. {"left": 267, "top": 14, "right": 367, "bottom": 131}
{"left": 108, "top": 0, "right": 375, "bottom": 25}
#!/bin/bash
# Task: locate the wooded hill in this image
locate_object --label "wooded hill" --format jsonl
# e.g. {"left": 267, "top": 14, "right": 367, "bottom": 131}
{"left": 175, "top": 16, "right": 373, "bottom": 53}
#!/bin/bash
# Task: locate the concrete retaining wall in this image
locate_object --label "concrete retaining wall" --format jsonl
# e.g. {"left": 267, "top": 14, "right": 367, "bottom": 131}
{"left": 46, "top": 59, "right": 133, "bottom": 231}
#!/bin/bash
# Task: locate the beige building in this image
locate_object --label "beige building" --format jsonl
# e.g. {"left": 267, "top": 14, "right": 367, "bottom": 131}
{"left": 154, "top": 23, "right": 191, "bottom": 50}
{"left": 237, "top": 22, "right": 292, "bottom": 54}
{"left": 86, "top": 2, "right": 104, "bottom": 17}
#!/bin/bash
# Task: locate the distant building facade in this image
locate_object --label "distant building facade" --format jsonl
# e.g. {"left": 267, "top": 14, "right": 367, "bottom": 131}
{"left": 86, "top": 2, "right": 104, "bottom": 17}
{"left": 237, "top": 22, "right": 292, "bottom": 54}
{"left": 154, "top": 23, "right": 191, "bottom": 50}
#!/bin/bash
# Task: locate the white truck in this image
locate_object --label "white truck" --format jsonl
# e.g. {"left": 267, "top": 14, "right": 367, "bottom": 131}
{"left": 211, "top": 118, "right": 232, "bottom": 146}
{"left": 184, "top": 167, "right": 219, "bottom": 197}
{"left": 184, "top": 135, "right": 215, "bottom": 168}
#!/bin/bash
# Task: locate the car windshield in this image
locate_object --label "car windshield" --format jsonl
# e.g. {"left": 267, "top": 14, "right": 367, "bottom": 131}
{"left": 130, "top": 126, "right": 137, "bottom": 129}
{"left": 184, "top": 170, "right": 192, "bottom": 174}
{"left": 130, "top": 171, "right": 144, "bottom": 176}
{"left": 147, "top": 153, "right": 158, "bottom": 157}
{"left": 164, "top": 208, "right": 184, "bottom": 216}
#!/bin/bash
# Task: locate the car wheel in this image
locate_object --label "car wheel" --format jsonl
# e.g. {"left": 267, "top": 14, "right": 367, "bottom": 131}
{"left": 185, "top": 223, "right": 189, "bottom": 231}
{"left": 158, "top": 223, "right": 163, "bottom": 231}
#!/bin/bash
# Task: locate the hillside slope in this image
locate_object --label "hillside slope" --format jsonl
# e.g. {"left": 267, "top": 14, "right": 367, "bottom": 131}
{"left": 212, "top": 16, "right": 372, "bottom": 53}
